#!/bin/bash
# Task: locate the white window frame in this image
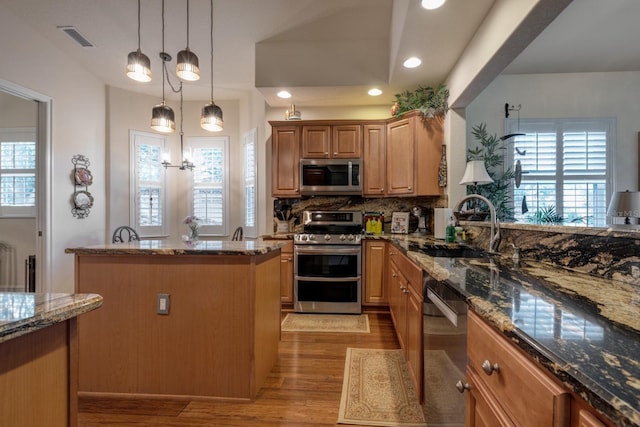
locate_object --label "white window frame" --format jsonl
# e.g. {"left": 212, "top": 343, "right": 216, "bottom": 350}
{"left": 505, "top": 117, "right": 614, "bottom": 227}
{"left": 188, "top": 136, "right": 230, "bottom": 237}
{"left": 243, "top": 128, "right": 258, "bottom": 238}
{"left": 129, "top": 130, "right": 168, "bottom": 237}
{"left": 0, "top": 127, "right": 37, "bottom": 217}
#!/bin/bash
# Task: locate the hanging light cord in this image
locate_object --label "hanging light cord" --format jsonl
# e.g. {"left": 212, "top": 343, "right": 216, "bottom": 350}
{"left": 210, "top": 0, "right": 214, "bottom": 102}
{"left": 186, "top": 0, "right": 191, "bottom": 48}
{"left": 136, "top": 0, "right": 141, "bottom": 50}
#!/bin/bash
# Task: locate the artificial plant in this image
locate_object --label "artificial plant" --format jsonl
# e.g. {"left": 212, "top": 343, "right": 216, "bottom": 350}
{"left": 392, "top": 83, "right": 449, "bottom": 118}
{"left": 466, "top": 123, "right": 515, "bottom": 221}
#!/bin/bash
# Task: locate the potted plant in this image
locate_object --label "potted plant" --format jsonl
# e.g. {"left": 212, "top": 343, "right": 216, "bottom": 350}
{"left": 465, "top": 123, "right": 515, "bottom": 221}
{"left": 392, "top": 83, "right": 449, "bottom": 118}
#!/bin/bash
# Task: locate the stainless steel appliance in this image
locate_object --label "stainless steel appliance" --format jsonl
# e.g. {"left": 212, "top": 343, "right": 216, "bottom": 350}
{"left": 293, "top": 210, "right": 363, "bottom": 313}
{"left": 423, "top": 275, "right": 467, "bottom": 425}
{"left": 299, "top": 159, "right": 362, "bottom": 195}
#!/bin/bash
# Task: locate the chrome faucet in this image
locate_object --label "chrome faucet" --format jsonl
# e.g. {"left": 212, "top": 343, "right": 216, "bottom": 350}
{"left": 454, "top": 195, "right": 501, "bottom": 253}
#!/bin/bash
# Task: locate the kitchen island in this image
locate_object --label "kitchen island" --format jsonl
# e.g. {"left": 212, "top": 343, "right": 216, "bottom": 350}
{"left": 65, "top": 239, "right": 284, "bottom": 401}
{"left": 0, "top": 292, "right": 103, "bottom": 427}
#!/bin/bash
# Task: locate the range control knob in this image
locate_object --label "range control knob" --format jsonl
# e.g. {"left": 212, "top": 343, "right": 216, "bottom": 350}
{"left": 339, "top": 234, "right": 346, "bottom": 241}
{"left": 308, "top": 234, "right": 316, "bottom": 241}
{"left": 324, "top": 234, "right": 331, "bottom": 241}
{"left": 347, "top": 234, "right": 355, "bottom": 241}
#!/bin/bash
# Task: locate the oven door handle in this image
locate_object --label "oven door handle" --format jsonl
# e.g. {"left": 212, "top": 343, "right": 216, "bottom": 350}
{"left": 294, "top": 276, "right": 360, "bottom": 282}
{"left": 294, "top": 247, "right": 362, "bottom": 255}
{"left": 427, "top": 289, "right": 459, "bottom": 328}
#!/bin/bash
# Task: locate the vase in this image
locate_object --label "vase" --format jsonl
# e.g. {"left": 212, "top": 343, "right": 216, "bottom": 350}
{"left": 187, "top": 226, "right": 199, "bottom": 242}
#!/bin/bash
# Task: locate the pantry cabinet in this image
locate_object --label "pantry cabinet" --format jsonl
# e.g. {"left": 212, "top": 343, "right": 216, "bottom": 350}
{"left": 302, "top": 124, "right": 362, "bottom": 158}
{"left": 363, "top": 240, "right": 387, "bottom": 305}
{"left": 387, "top": 247, "right": 423, "bottom": 401}
{"left": 271, "top": 125, "right": 300, "bottom": 197}
{"left": 386, "top": 110, "right": 443, "bottom": 196}
{"left": 466, "top": 311, "right": 570, "bottom": 427}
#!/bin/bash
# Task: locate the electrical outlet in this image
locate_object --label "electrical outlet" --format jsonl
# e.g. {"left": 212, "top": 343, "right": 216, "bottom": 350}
{"left": 157, "top": 293, "right": 170, "bottom": 315}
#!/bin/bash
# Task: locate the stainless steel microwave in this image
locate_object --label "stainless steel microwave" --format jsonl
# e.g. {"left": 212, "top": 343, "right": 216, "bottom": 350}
{"left": 299, "top": 159, "right": 362, "bottom": 195}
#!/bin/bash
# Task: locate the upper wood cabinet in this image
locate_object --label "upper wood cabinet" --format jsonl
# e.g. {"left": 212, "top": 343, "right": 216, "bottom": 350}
{"left": 271, "top": 125, "right": 300, "bottom": 197}
{"left": 362, "top": 124, "right": 387, "bottom": 196}
{"left": 386, "top": 110, "right": 443, "bottom": 197}
{"left": 302, "top": 124, "right": 362, "bottom": 158}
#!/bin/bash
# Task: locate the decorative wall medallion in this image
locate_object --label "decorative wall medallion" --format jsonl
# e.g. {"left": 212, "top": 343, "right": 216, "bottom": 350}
{"left": 71, "top": 154, "right": 93, "bottom": 218}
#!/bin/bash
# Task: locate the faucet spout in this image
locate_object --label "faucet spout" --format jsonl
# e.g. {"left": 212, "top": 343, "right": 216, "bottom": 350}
{"left": 454, "top": 195, "right": 501, "bottom": 253}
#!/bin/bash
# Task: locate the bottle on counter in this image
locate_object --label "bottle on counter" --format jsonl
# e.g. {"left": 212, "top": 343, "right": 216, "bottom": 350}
{"left": 445, "top": 216, "right": 456, "bottom": 243}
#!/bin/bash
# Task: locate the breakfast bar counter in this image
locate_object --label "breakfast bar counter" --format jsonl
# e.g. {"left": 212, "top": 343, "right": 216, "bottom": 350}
{"left": 65, "top": 239, "right": 284, "bottom": 401}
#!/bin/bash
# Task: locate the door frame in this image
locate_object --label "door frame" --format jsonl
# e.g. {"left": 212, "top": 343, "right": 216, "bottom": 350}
{"left": 0, "top": 78, "right": 52, "bottom": 293}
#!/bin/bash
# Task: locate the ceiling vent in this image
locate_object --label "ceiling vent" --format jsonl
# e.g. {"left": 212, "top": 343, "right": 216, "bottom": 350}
{"left": 57, "top": 26, "right": 95, "bottom": 48}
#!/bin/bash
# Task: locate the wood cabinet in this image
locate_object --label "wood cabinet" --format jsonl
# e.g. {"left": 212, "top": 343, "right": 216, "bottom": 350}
{"left": 363, "top": 240, "right": 387, "bottom": 305}
{"left": 387, "top": 247, "right": 423, "bottom": 400}
{"left": 386, "top": 110, "right": 443, "bottom": 196}
{"left": 302, "top": 124, "right": 362, "bottom": 158}
{"left": 271, "top": 125, "right": 300, "bottom": 197}
{"left": 279, "top": 240, "right": 294, "bottom": 304}
{"left": 362, "top": 124, "right": 387, "bottom": 196}
{"left": 466, "top": 311, "right": 570, "bottom": 427}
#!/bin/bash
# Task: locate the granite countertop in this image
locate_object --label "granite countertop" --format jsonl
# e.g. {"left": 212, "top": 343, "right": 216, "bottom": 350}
{"left": 385, "top": 235, "right": 639, "bottom": 427}
{"left": 65, "top": 239, "right": 287, "bottom": 256}
{"left": 0, "top": 292, "right": 103, "bottom": 344}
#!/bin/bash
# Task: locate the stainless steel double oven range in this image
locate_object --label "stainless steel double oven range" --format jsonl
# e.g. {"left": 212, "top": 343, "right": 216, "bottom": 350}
{"left": 293, "top": 210, "right": 363, "bottom": 314}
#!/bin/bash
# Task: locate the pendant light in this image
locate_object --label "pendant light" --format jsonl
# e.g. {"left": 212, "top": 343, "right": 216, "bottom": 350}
{"left": 150, "top": 0, "right": 175, "bottom": 133}
{"left": 126, "top": 0, "right": 152, "bottom": 82}
{"left": 175, "top": 0, "right": 200, "bottom": 81}
{"left": 200, "top": 0, "right": 223, "bottom": 132}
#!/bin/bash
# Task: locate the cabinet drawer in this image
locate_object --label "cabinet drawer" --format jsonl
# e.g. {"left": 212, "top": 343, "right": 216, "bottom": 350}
{"left": 468, "top": 311, "right": 570, "bottom": 427}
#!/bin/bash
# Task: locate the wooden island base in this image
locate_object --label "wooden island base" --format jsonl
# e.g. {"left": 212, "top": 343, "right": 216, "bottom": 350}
{"left": 74, "top": 250, "right": 281, "bottom": 401}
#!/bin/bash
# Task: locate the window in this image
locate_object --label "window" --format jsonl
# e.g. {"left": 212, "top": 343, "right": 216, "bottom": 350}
{"left": 506, "top": 118, "right": 613, "bottom": 227}
{"left": 243, "top": 129, "right": 258, "bottom": 238}
{"left": 0, "top": 128, "right": 36, "bottom": 217}
{"left": 189, "top": 136, "right": 229, "bottom": 236}
{"left": 130, "top": 130, "right": 167, "bottom": 237}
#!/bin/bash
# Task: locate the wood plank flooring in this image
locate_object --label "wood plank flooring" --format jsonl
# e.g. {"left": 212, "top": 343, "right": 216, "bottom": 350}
{"left": 77, "top": 312, "right": 400, "bottom": 426}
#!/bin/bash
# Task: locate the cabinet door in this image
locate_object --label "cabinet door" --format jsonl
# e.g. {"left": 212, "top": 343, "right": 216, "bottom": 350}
{"left": 363, "top": 124, "right": 386, "bottom": 196}
{"left": 363, "top": 241, "right": 387, "bottom": 305}
{"left": 386, "top": 117, "right": 416, "bottom": 195}
{"left": 387, "top": 256, "right": 406, "bottom": 348}
{"left": 272, "top": 126, "right": 300, "bottom": 197}
{"left": 279, "top": 241, "right": 294, "bottom": 303}
{"left": 467, "top": 368, "right": 515, "bottom": 427}
{"left": 405, "top": 285, "right": 423, "bottom": 401}
{"left": 577, "top": 410, "right": 607, "bottom": 427}
{"left": 302, "top": 125, "right": 331, "bottom": 158}
{"left": 332, "top": 125, "right": 362, "bottom": 158}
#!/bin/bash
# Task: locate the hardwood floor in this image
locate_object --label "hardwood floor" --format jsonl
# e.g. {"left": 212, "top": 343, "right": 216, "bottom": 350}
{"left": 78, "top": 312, "right": 400, "bottom": 426}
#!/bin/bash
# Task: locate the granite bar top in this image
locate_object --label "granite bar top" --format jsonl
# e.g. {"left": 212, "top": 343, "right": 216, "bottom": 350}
{"left": 0, "top": 292, "right": 103, "bottom": 344}
{"left": 65, "top": 239, "right": 287, "bottom": 256}
{"left": 384, "top": 235, "right": 639, "bottom": 427}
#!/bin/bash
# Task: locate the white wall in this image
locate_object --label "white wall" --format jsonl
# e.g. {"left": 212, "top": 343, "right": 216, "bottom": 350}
{"left": 0, "top": 3, "right": 106, "bottom": 293}
{"left": 466, "top": 72, "right": 640, "bottom": 192}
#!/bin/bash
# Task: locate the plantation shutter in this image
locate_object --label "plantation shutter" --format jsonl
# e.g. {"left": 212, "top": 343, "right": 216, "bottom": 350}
{"left": 243, "top": 129, "right": 257, "bottom": 238}
{"left": 0, "top": 129, "right": 36, "bottom": 217}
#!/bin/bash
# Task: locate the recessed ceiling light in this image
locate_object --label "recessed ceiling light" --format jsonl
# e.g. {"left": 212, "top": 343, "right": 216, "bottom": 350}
{"left": 421, "top": 0, "right": 446, "bottom": 10}
{"left": 403, "top": 57, "right": 422, "bottom": 68}
{"left": 368, "top": 88, "right": 383, "bottom": 96}
{"left": 277, "top": 90, "right": 292, "bottom": 99}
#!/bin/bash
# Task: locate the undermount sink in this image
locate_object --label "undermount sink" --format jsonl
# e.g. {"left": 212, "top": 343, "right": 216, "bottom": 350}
{"left": 412, "top": 245, "right": 488, "bottom": 258}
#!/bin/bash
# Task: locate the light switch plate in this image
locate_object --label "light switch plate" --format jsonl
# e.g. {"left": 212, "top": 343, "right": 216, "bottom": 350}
{"left": 157, "top": 293, "right": 170, "bottom": 315}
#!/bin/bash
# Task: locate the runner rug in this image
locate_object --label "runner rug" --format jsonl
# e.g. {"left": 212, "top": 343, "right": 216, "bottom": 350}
{"left": 338, "top": 348, "right": 426, "bottom": 426}
{"left": 281, "top": 313, "right": 370, "bottom": 333}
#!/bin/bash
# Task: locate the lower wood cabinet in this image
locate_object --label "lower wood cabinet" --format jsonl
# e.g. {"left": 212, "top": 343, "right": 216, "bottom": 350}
{"left": 363, "top": 240, "right": 387, "bottom": 306}
{"left": 387, "top": 246, "right": 423, "bottom": 401}
{"left": 466, "top": 310, "right": 570, "bottom": 427}
{"left": 279, "top": 240, "right": 294, "bottom": 304}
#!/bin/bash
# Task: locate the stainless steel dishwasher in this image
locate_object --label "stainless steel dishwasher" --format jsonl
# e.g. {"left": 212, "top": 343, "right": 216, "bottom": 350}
{"left": 422, "top": 275, "right": 467, "bottom": 426}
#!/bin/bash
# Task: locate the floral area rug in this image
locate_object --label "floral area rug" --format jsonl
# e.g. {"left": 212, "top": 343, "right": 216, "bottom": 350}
{"left": 338, "top": 348, "right": 426, "bottom": 426}
{"left": 423, "top": 350, "right": 466, "bottom": 426}
{"left": 281, "top": 313, "right": 370, "bottom": 333}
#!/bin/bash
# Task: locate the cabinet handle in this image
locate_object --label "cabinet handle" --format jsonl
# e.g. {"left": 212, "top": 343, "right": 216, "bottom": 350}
{"left": 407, "top": 186, "right": 412, "bottom": 191}
{"left": 392, "top": 273, "right": 398, "bottom": 278}
{"left": 333, "top": 152, "right": 338, "bottom": 156}
{"left": 402, "top": 287, "right": 410, "bottom": 294}
{"left": 380, "top": 188, "right": 384, "bottom": 192}
{"left": 455, "top": 380, "right": 470, "bottom": 393}
{"left": 482, "top": 360, "right": 500, "bottom": 376}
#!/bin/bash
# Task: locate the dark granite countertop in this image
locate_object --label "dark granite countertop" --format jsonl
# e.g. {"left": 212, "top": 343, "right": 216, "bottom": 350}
{"left": 65, "top": 239, "right": 287, "bottom": 256}
{"left": 384, "top": 235, "right": 640, "bottom": 427}
{"left": 0, "top": 292, "right": 103, "bottom": 344}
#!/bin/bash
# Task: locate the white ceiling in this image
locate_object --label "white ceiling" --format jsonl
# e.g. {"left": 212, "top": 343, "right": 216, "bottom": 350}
{"left": 1, "top": 0, "right": 639, "bottom": 108}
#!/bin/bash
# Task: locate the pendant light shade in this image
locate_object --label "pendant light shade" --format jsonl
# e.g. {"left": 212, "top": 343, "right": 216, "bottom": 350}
{"left": 151, "top": 102, "right": 175, "bottom": 133}
{"left": 459, "top": 160, "right": 493, "bottom": 186}
{"left": 126, "top": 0, "right": 152, "bottom": 82}
{"left": 201, "top": 0, "right": 223, "bottom": 132}
{"left": 175, "top": 0, "right": 200, "bottom": 81}
{"left": 200, "top": 102, "right": 223, "bottom": 132}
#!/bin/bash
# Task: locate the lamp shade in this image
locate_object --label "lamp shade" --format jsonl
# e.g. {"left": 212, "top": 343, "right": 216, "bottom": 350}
{"left": 200, "top": 102, "right": 224, "bottom": 132}
{"left": 459, "top": 160, "right": 493, "bottom": 186}
{"left": 126, "top": 49, "right": 152, "bottom": 82}
{"left": 176, "top": 48, "right": 200, "bottom": 81}
{"left": 607, "top": 190, "right": 640, "bottom": 220}
{"left": 150, "top": 102, "right": 175, "bottom": 133}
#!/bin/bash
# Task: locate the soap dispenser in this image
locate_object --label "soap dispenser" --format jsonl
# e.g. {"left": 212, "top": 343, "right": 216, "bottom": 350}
{"left": 445, "top": 216, "right": 456, "bottom": 243}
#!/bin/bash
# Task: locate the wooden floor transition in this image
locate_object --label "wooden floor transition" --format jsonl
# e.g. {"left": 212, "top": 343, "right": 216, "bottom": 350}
{"left": 78, "top": 312, "right": 400, "bottom": 426}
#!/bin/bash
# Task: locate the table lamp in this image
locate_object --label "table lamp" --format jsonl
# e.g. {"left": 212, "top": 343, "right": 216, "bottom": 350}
{"left": 607, "top": 190, "right": 640, "bottom": 224}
